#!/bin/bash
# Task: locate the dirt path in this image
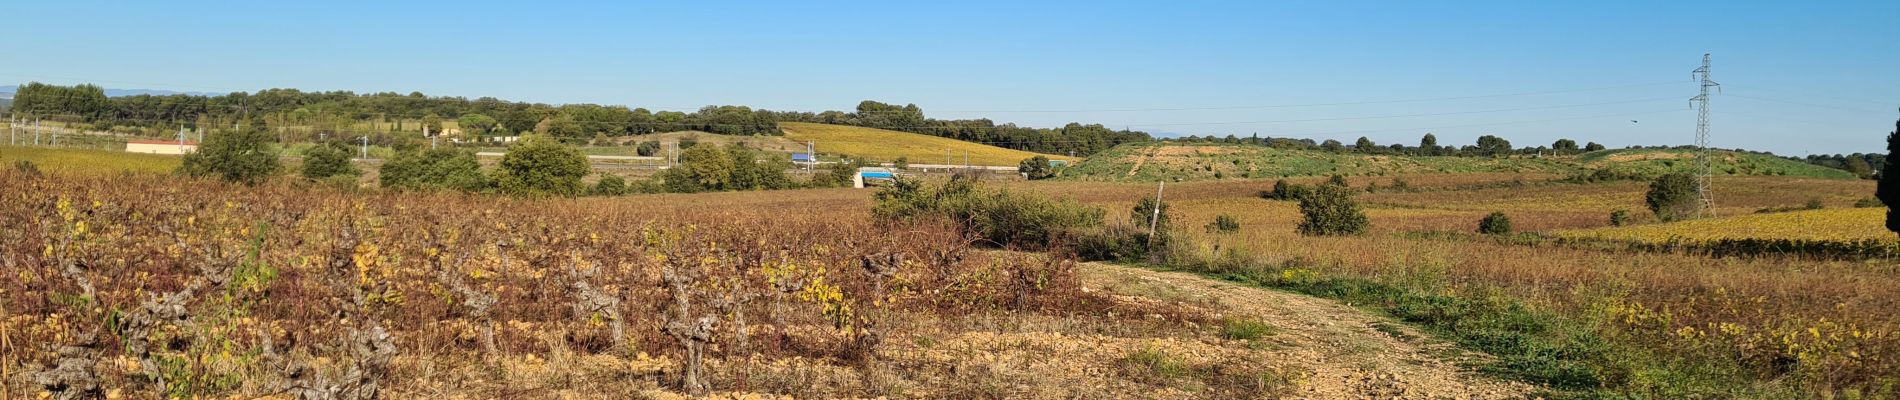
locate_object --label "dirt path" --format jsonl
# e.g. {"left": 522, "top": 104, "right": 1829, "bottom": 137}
{"left": 1079, "top": 262, "right": 1535, "bottom": 399}
{"left": 1126, "top": 146, "right": 1154, "bottom": 177}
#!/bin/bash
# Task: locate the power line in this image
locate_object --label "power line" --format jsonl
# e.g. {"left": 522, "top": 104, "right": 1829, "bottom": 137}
{"left": 1120, "top": 97, "right": 1679, "bottom": 127}
{"left": 1724, "top": 94, "right": 1889, "bottom": 115}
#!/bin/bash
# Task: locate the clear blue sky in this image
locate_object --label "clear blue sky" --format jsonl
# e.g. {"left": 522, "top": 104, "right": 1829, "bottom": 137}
{"left": 2, "top": 1, "right": 1894, "bottom": 155}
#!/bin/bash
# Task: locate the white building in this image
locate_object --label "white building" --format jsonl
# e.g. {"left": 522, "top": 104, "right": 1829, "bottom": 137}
{"left": 125, "top": 140, "right": 197, "bottom": 155}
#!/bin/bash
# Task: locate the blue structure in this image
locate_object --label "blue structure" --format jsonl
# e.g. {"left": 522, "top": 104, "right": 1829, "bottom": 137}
{"left": 791, "top": 153, "right": 814, "bottom": 163}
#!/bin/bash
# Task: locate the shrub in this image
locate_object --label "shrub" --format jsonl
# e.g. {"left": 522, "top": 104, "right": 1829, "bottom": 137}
{"left": 1609, "top": 209, "right": 1631, "bottom": 226}
{"left": 893, "top": 156, "right": 909, "bottom": 170}
{"left": 299, "top": 143, "right": 358, "bottom": 179}
{"left": 1206, "top": 214, "right": 1241, "bottom": 234}
{"left": 593, "top": 175, "right": 627, "bottom": 196}
{"left": 1264, "top": 179, "right": 1311, "bottom": 201}
{"left": 1478, "top": 212, "right": 1512, "bottom": 235}
{"left": 1019, "top": 155, "right": 1054, "bottom": 180}
{"left": 379, "top": 148, "right": 488, "bottom": 192}
{"left": 1646, "top": 172, "right": 1702, "bottom": 222}
{"left": 1806, "top": 198, "right": 1825, "bottom": 210}
{"left": 872, "top": 177, "right": 1103, "bottom": 249}
{"left": 179, "top": 127, "right": 281, "bottom": 185}
{"left": 492, "top": 135, "right": 591, "bottom": 197}
{"left": 1326, "top": 174, "right": 1349, "bottom": 187}
{"left": 1855, "top": 197, "right": 1883, "bottom": 208}
{"left": 1297, "top": 184, "right": 1368, "bottom": 236}
{"left": 635, "top": 141, "right": 661, "bottom": 157}
{"left": 1131, "top": 196, "right": 1173, "bottom": 233}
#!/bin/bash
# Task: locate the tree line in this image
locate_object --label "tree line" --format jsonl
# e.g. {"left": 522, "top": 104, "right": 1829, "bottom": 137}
{"left": 1165, "top": 132, "right": 1607, "bottom": 157}
{"left": 5, "top": 82, "right": 1148, "bottom": 156}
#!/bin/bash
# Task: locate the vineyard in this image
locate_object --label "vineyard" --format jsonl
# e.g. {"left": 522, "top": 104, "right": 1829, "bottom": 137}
{"left": 0, "top": 170, "right": 1284, "bottom": 398}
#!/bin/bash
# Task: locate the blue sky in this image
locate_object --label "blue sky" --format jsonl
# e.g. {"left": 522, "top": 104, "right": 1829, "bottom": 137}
{"left": 2, "top": 1, "right": 1894, "bottom": 155}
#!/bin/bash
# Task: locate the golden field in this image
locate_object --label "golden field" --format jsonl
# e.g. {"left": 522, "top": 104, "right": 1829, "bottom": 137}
{"left": 780, "top": 122, "right": 1075, "bottom": 166}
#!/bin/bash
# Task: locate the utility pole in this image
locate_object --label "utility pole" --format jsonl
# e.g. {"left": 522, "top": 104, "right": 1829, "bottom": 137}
{"left": 34, "top": 118, "right": 41, "bottom": 146}
{"left": 427, "top": 125, "right": 435, "bottom": 150}
{"left": 1690, "top": 53, "right": 1720, "bottom": 218}
{"left": 807, "top": 140, "right": 815, "bottom": 170}
{"left": 359, "top": 136, "right": 369, "bottom": 160}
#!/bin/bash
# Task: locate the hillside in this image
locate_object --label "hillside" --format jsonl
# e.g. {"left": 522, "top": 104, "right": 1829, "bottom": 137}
{"left": 780, "top": 122, "right": 1076, "bottom": 166}
{"left": 1063, "top": 143, "right": 1855, "bottom": 181}
{"left": 1575, "top": 148, "right": 1854, "bottom": 179}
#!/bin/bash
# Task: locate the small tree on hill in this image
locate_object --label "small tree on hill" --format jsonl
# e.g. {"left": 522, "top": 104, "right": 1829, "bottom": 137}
{"left": 493, "top": 135, "right": 591, "bottom": 197}
{"left": 1881, "top": 118, "right": 1900, "bottom": 236}
{"left": 1019, "top": 156, "right": 1054, "bottom": 180}
{"left": 1327, "top": 174, "right": 1349, "bottom": 187}
{"left": 179, "top": 127, "right": 281, "bottom": 185}
{"left": 1584, "top": 142, "right": 1607, "bottom": 152}
{"left": 1646, "top": 172, "right": 1702, "bottom": 222}
{"left": 1478, "top": 212, "right": 1512, "bottom": 235}
{"left": 300, "top": 142, "right": 358, "bottom": 179}
{"left": 1320, "top": 139, "right": 1345, "bottom": 153}
{"left": 1552, "top": 139, "right": 1579, "bottom": 155}
{"left": 1354, "top": 137, "right": 1377, "bottom": 153}
{"left": 1297, "top": 184, "right": 1368, "bottom": 236}
{"left": 1419, "top": 133, "right": 1438, "bottom": 156}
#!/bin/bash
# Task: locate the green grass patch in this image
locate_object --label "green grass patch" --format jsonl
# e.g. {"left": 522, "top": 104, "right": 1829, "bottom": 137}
{"left": 1121, "top": 345, "right": 1191, "bottom": 381}
{"left": 1219, "top": 318, "right": 1276, "bottom": 341}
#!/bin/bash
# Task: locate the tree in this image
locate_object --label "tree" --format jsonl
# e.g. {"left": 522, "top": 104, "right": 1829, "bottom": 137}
{"left": 493, "top": 135, "right": 591, "bottom": 197}
{"left": 1646, "top": 172, "right": 1702, "bottom": 222}
{"left": 422, "top": 113, "right": 445, "bottom": 134}
{"left": 659, "top": 144, "right": 735, "bottom": 193}
{"left": 893, "top": 156, "right": 909, "bottom": 170}
{"left": 1354, "top": 137, "right": 1377, "bottom": 153}
{"left": 636, "top": 141, "right": 661, "bottom": 157}
{"left": 1584, "top": 142, "right": 1607, "bottom": 152}
{"left": 1881, "top": 118, "right": 1900, "bottom": 236}
{"left": 379, "top": 148, "right": 488, "bottom": 192}
{"left": 1320, "top": 139, "right": 1345, "bottom": 153}
{"left": 457, "top": 113, "right": 497, "bottom": 136}
{"left": 300, "top": 142, "right": 359, "bottom": 179}
{"left": 1297, "top": 184, "right": 1368, "bottom": 236}
{"left": 1132, "top": 195, "right": 1173, "bottom": 232}
{"left": 594, "top": 175, "right": 628, "bottom": 196}
{"left": 1019, "top": 156, "right": 1054, "bottom": 180}
{"left": 1476, "top": 135, "right": 1512, "bottom": 156}
{"left": 1478, "top": 212, "right": 1512, "bottom": 235}
{"left": 1552, "top": 139, "right": 1579, "bottom": 155}
{"left": 1846, "top": 157, "right": 1873, "bottom": 179}
{"left": 179, "top": 127, "right": 281, "bottom": 185}
{"left": 1419, "top": 133, "right": 1438, "bottom": 155}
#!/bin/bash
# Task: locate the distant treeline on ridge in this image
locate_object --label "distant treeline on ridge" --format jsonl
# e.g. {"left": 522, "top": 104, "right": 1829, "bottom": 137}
{"left": 3, "top": 82, "right": 1148, "bottom": 156}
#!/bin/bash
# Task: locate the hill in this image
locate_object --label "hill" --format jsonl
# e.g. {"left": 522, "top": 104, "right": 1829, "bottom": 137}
{"left": 1575, "top": 148, "right": 1853, "bottom": 179}
{"left": 780, "top": 122, "right": 1076, "bottom": 166}
{"left": 1063, "top": 143, "right": 1854, "bottom": 181}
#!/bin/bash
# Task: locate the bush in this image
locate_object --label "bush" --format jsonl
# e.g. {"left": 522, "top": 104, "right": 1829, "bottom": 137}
{"left": 1131, "top": 196, "right": 1173, "bottom": 233}
{"left": 1264, "top": 179, "right": 1311, "bottom": 201}
{"left": 380, "top": 148, "right": 488, "bottom": 192}
{"left": 492, "top": 135, "right": 591, "bottom": 197}
{"left": 1609, "top": 209, "right": 1631, "bottom": 226}
{"left": 635, "top": 141, "right": 661, "bottom": 157}
{"left": 1478, "top": 212, "right": 1512, "bottom": 235}
{"left": 593, "top": 175, "right": 627, "bottom": 196}
{"left": 1206, "top": 214, "right": 1241, "bottom": 234}
{"left": 1326, "top": 174, "right": 1349, "bottom": 187}
{"left": 299, "top": 143, "right": 358, "bottom": 179}
{"left": 1297, "top": 184, "right": 1368, "bottom": 236}
{"left": 179, "top": 127, "right": 281, "bottom": 185}
{"left": 1646, "top": 172, "right": 1702, "bottom": 222}
{"left": 1019, "top": 155, "right": 1055, "bottom": 180}
{"left": 1855, "top": 197, "right": 1883, "bottom": 208}
{"left": 872, "top": 177, "right": 1103, "bottom": 250}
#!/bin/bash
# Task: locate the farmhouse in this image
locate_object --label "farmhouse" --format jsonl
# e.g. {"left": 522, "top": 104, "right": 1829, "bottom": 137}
{"left": 125, "top": 139, "right": 197, "bottom": 155}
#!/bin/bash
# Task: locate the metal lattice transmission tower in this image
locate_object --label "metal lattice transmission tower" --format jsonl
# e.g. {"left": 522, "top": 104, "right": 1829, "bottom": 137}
{"left": 1689, "top": 53, "right": 1720, "bottom": 218}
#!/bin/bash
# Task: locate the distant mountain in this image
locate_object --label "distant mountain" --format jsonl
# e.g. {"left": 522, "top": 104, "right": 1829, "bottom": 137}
{"left": 0, "top": 84, "right": 219, "bottom": 99}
